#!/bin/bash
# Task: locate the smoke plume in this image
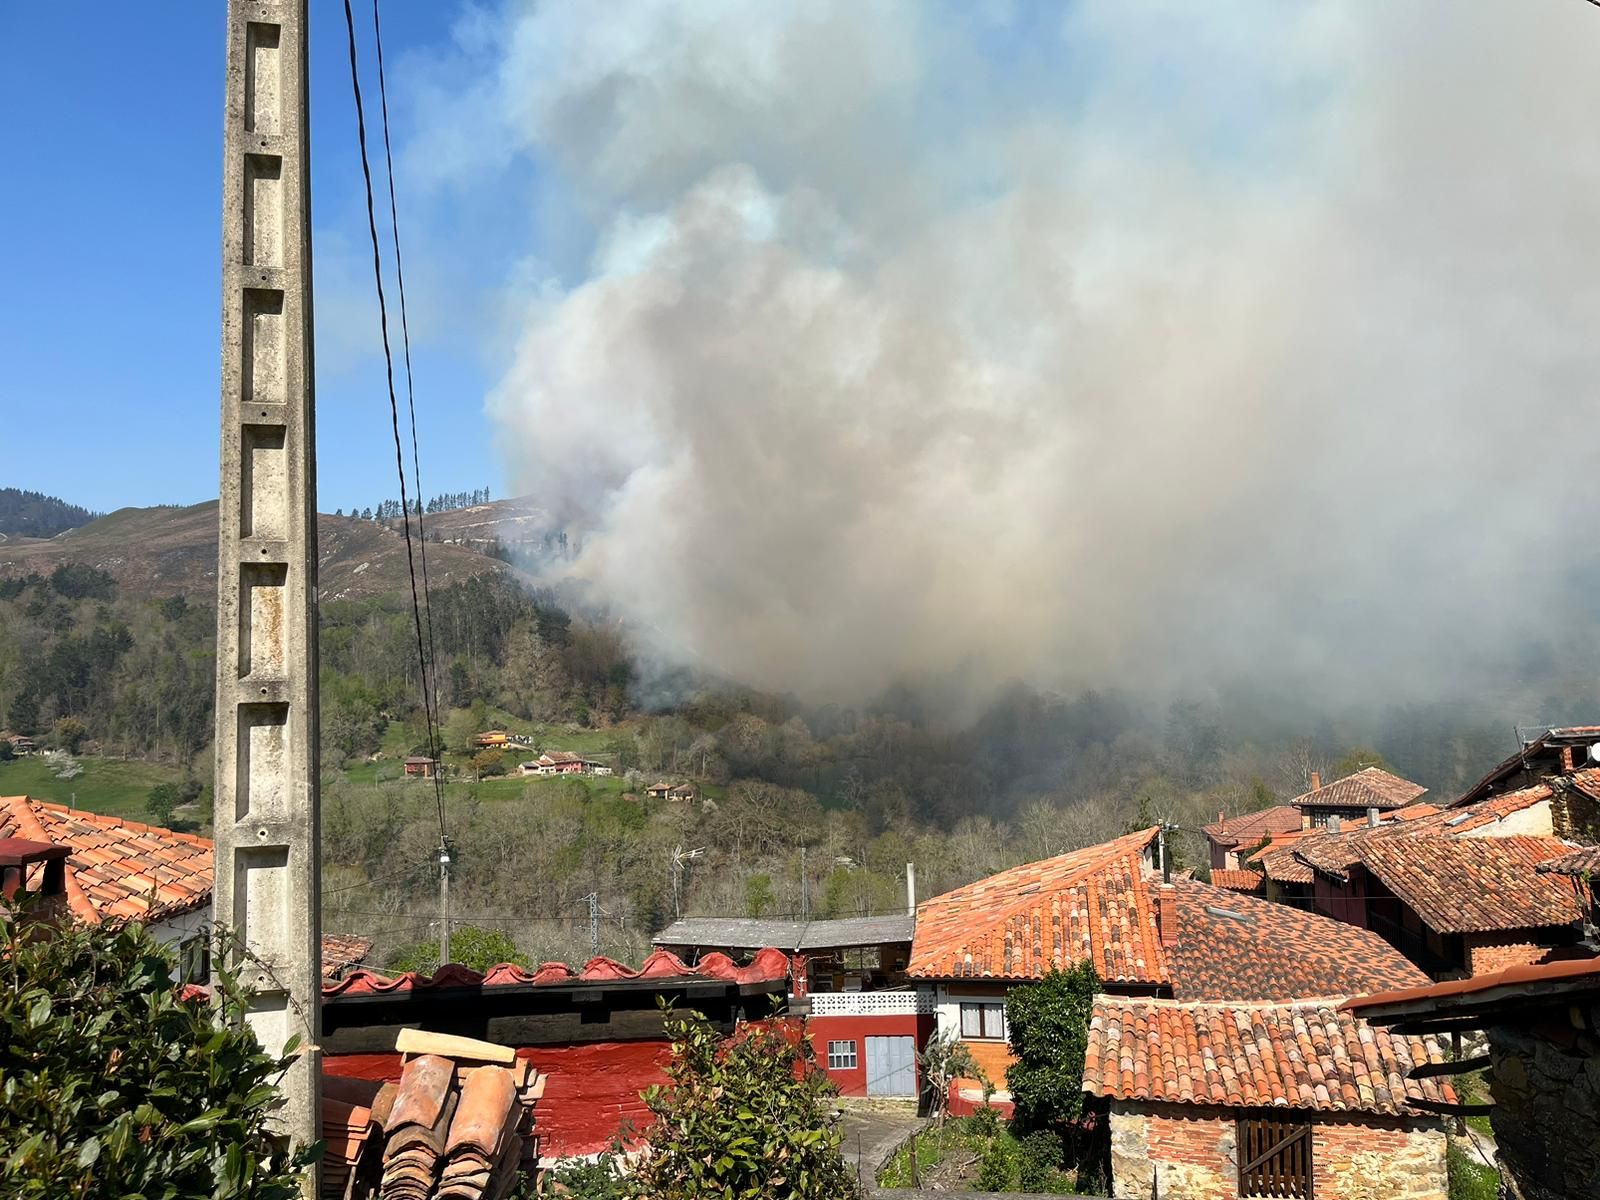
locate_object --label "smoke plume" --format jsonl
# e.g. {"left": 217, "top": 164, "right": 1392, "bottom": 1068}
{"left": 407, "top": 1, "right": 1600, "bottom": 708}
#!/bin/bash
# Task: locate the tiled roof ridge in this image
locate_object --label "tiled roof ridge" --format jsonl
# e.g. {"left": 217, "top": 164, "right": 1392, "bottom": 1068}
{"left": 918, "top": 826, "right": 1160, "bottom": 911}
{"left": 31, "top": 799, "right": 216, "bottom": 849}
{"left": 325, "top": 945, "right": 791, "bottom": 999}
{"left": 1290, "top": 766, "right": 1427, "bottom": 809}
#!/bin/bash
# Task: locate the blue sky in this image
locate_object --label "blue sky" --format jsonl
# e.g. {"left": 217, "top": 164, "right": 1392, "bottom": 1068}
{"left": 0, "top": 3, "right": 501, "bottom": 515}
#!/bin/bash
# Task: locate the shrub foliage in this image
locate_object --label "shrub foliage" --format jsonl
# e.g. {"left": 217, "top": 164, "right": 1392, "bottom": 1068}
{"left": 628, "top": 1006, "right": 858, "bottom": 1199}
{"left": 1006, "top": 963, "right": 1099, "bottom": 1133}
{"left": 0, "top": 907, "right": 312, "bottom": 1199}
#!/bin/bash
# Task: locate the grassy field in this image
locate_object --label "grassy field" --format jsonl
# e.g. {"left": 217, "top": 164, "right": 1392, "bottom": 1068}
{"left": 0, "top": 755, "right": 186, "bottom": 822}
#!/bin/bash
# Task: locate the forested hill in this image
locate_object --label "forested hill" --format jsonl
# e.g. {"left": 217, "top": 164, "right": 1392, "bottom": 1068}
{"left": 0, "top": 501, "right": 533, "bottom": 601}
{"left": 0, "top": 488, "right": 99, "bottom": 539}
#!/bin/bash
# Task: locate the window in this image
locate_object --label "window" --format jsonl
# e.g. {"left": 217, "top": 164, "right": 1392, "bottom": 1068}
{"left": 1237, "top": 1116, "right": 1311, "bottom": 1198}
{"left": 827, "top": 1040, "right": 857, "bottom": 1071}
{"left": 178, "top": 935, "right": 210, "bottom": 985}
{"left": 959, "top": 1001, "right": 1007, "bottom": 1040}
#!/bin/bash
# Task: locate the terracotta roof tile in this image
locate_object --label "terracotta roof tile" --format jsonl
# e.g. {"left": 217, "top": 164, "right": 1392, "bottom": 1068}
{"left": 1167, "top": 881, "right": 1428, "bottom": 1002}
{"left": 321, "top": 933, "right": 374, "bottom": 982}
{"left": 324, "top": 945, "right": 792, "bottom": 999}
{"left": 1537, "top": 844, "right": 1600, "bottom": 877}
{"left": 1354, "top": 835, "right": 1582, "bottom": 934}
{"left": 0, "top": 795, "right": 211, "bottom": 923}
{"left": 1209, "top": 869, "right": 1264, "bottom": 893}
{"left": 1083, "top": 997, "right": 1455, "bottom": 1115}
{"left": 1290, "top": 767, "right": 1428, "bottom": 811}
{"left": 1201, "top": 806, "right": 1303, "bottom": 848}
{"left": 907, "top": 828, "right": 1166, "bottom": 984}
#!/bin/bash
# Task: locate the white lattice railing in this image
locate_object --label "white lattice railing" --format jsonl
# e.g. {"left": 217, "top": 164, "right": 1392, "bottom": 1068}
{"left": 807, "top": 990, "right": 933, "bottom": 1016}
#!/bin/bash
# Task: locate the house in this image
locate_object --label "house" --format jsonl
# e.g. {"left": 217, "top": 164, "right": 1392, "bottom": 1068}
{"left": 532, "top": 751, "right": 584, "bottom": 775}
{"left": 653, "top": 914, "right": 925, "bottom": 1098}
{"left": 1288, "top": 766, "right": 1428, "bottom": 829}
{"left": 473, "top": 730, "right": 514, "bottom": 749}
{"left": 0, "top": 836, "right": 70, "bottom": 924}
{"left": 321, "top": 948, "right": 790, "bottom": 1159}
{"left": 1208, "top": 868, "right": 1264, "bottom": 894}
{"left": 646, "top": 780, "right": 696, "bottom": 801}
{"left": 1256, "top": 780, "right": 1599, "bottom": 976}
{"left": 322, "top": 933, "right": 375, "bottom": 983}
{"left": 1084, "top": 996, "right": 1452, "bottom": 1200}
{"left": 1347, "top": 956, "right": 1600, "bottom": 1200}
{"left": 1450, "top": 724, "right": 1600, "bottom": 810}
{"left": 0, "top": 732, "right": 37, "bottom": 755}
{"left": 0, "top": 794, "right": 213, "bottom": 977}
{"left": 403, "top": 756, "right": 438, "bottom": 779}
{"left": 907, "top": 827, "right": 1427, "bottom": 1109}
{"left": 1537, "top": 843, "right": 1600, "bottom": 934}
{"left": 1200, "top": 804, "right": 1302, "bottom": 870}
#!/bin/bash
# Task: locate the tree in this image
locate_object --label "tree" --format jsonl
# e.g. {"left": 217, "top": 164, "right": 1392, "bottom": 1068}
{"left": 918, "top": 1031, "right": 988, "bottom": 1126}
{"left": 1334, "top": 747, "right": 1391, "bottom": 777}
{"left": 1006, "top": 963, "right": 1099, "bottom": 1138}
{"left": 387, "top": 924, "right": 528, "bottom": 976}
{"left": 50, "top": 716, "right": 86, "bottom": 753}
{"left": 743, "top": 873, "right": 777, "bottom": 918}
{"left": 145, "top": 783, "right": 180, "bottom": 828}
{"left": 627, "top": 1006, "right": 857, "bottom": 1199}
{"left": 471, "top": 749, "right": 506, "bottom": 779}
{"left": 0, "top": 909, "right": 312, "bottom": 1198}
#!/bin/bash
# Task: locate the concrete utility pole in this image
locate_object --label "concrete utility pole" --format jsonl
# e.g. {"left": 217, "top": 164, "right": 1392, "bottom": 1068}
{"left": 213, "top": 0, "right": 321, "bottom": 1182}
{"left": 438, "top": 838, "right": 452, "bottom": 966}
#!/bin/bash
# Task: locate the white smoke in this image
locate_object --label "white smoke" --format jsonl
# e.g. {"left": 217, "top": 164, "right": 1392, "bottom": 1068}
{"left": 406, "top": 0, "right": 1600, "bottom": 707}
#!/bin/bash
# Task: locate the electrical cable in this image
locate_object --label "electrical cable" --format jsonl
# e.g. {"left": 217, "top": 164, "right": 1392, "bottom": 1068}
{"left": 341, "top": 0, "right": 448, "bottom": 845}
{"left": 368, "top": 0, "right": 444, "bottom": 765}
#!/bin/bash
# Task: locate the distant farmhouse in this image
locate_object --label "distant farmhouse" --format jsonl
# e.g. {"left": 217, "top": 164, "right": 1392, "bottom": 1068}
{"left": 519, "top": 752, "right": 613, "bottom": 778}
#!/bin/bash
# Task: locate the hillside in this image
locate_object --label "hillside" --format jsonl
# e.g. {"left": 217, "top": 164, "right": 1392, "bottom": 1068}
{"left": 389, "top": 496, "right": 556, "bottom": 552}
{"left": 0, "top": 488, "right": 99, "bottom": 539}
{"left": 0, "top": 501, "right": 536, "bottom": 600}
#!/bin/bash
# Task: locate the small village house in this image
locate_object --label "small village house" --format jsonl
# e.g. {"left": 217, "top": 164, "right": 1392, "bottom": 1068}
{"left": 1201, "top": 804, "right": 1301, "bottom": 871}
{"left": 646, "top": 780, "right": 697, "bottom": 802}
{"left": 472, "top": 730, "right": 514, "bottom": 750}
{"left": 1451, "top": 725, "right": 1600, "bottom": 809}
{"left": 1084, "top": 997, "right": 1453, "bottom": 1200}
{"left": 1349, "top": 957, "right": 1600, "bottom": 1200}
{"left": 1288, "top": 766, "right": 1428, "bottom": 829}
{"left": 654, "top": 914, "right": 924, "bottom": 1098}
{"left": 0, "top": 732, "right": 37, "bottom": 755}
{"left": 402, "top": 755, "right": 437, "bottom": 779}
{"left": 906, "top": 827, "right": 1427, "bottom": 1111}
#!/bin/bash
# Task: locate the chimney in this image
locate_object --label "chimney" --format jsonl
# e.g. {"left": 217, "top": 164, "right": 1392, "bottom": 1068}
{"left": 1158, "top": 883, "right": 1178, "bottom": 947}
{"left": 1561, "top": 746, "right": 1575, "bottom": 772}
{"left": 1310, "top": 771, "right": 1322, "bottom": 792}
{"left": 1367, "top": 806, "right": 1380, "bottom": 828}
{"left": 0, "top": 838, "right": 70, "bottom": 928}
{"left": 906, "top": 862, "right": 916, "bottom": 918}
{"left": 1329, "top": 815, "right": 1342, "bottom": 833}
{"left": 1217, "top": 809, "right": 1226, "bottom": 829}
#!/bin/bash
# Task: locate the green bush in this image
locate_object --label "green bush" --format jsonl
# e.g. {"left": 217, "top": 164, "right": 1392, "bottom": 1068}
{"left": 1018, "top": 1128, "right": 1064, "bottom": 1191}
{"left": 628, "top": 1005, "right": 857, "bottom": 1199}
{"left": 387, "top": 924, "right": 529, "bottom": 975}
{"left": 967, "top": 1104, "right": 1002, "bottom": 1139}
{"left": 0, "top": 905, "right": 312, "bottom": 1198}
{"left": 1006, "top": 963, "right": 1099, "bottom": 1135}
{"left": 975, "top": 1136, "right": 1016, "bottom": 1190}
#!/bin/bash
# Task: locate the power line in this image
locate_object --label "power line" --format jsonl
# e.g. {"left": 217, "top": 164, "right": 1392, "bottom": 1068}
{"left": 341, "top": 0, "right": 448, "bottom": 846}
{"left": 368, "top": 0, "right": 443, "bottom": 736}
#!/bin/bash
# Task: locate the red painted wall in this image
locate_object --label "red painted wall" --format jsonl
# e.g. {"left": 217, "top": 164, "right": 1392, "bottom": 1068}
{"left": 326, "top": 1041, "right": 672, "bottom": 1159}
{"left": 806, "top": 1013, "right": 934, "bottom": 1097}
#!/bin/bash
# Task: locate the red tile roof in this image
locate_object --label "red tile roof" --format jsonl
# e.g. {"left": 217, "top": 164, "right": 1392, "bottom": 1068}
{"left": 1201, "top": 806, "right": 1302, "bottom": 848}
{"left": 1291, "top": 767, "right": 1427, "bottom": 811}
{"left": 1354, "top": 835, "right": 1583, "bottom": 934}
{"left": 1166, "top": 881, "right": 1428, "bottom": 1002}
{"left": 1536, "top": 845, "right": 1600, "bottom": 877}
{"left": 1083, "top": 997, "right": 1456, "bottom": 1115}
{"left": 1209, "top": 869, "right": 1264, "bottom": 893}
{"left": 907, "top": 828, "right": 1165, "bottom": 984}
{"left": 323, "top": 946, "right": 792, "bottom": 999}
{"left": 322, "top": 933, "right": 375, "bottom": 982}
{"left": 0, "top": 795, "right": 211, "bottom": 923}
{"left": 1343, "top": 956, "right": 1600, "bottom": 1014}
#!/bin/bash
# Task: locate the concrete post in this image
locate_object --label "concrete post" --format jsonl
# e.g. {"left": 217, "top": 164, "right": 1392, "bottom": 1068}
{"left": 213, "top": 0, "right": 321, "bottom": 1183}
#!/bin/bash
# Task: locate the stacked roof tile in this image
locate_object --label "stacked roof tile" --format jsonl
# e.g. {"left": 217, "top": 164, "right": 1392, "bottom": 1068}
{"left": 1166, "top": 881, "right": 1427, "bottom": 1001}
{"left": 323, "top": 933, "right": 375, "bottom": 982}
{"left": 1082, "top": 997, "right": 1455, "bottom": 1115}
{"left": 907, "top": 828, "right": 1165, "bottom": 984}
{"left": 1355, "top": 835, "right": 1582, "bottom": 933}
{"left": 0, "top": 795, "right": 211, "bottom": 923}
{"left": 1201, "top": 805, "right": 1302, "bottom": 848}
{"left": 324, "top": 946, "right": 791, "bottom": 999}
{"left": 323, "top": 1032, "right": 545, "bottom": 1200}
{"left": 1290, "top": 767, "right": 1428, "bottom": 812}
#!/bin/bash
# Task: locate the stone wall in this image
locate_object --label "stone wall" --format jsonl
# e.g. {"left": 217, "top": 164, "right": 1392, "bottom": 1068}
{"left": 1107, "top": 1101, "right": 1446, "bottom": 1200}
{"left": 1487, "top": 1001, "right": 1600, "bottom": 1200}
